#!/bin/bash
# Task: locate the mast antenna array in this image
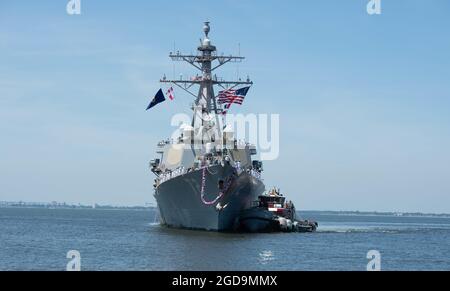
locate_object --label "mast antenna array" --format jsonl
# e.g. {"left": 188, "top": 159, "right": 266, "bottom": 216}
{"left": 160, "top": 22, "right": 253, "bottom": 114}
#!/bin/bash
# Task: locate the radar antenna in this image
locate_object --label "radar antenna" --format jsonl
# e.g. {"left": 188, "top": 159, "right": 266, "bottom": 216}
{"left": 160, "top": 22, "right": 252, "bottom": 116}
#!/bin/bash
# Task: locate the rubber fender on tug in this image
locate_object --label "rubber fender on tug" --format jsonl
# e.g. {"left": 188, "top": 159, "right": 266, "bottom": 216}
{"left": 277, "top": 217, "right": 287, "bottom": 231}
{"left": 293, "top": 220, "right": 299, "bottom": 232}
{"left": 286, "top": 219, "right": 293, "bottom": 232}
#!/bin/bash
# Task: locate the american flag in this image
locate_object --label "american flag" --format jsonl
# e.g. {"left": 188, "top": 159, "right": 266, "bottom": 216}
{"left": 217, "top": 86, "right": 250, "bottom": 106}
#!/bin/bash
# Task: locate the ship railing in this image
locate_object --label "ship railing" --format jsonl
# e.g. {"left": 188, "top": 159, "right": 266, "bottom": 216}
{"left": 157, "top": 160, "right": 262, "bottom": 185}
{"left": 248, "top": 169, "right": 262, "bottom": 180}
{"left": 157, "top": 166, "right": 188, "bottom": 184}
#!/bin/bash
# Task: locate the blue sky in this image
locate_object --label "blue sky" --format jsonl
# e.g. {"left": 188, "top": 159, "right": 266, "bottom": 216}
{"left": 1, "top": 1, "right": 449, "bottom": 212}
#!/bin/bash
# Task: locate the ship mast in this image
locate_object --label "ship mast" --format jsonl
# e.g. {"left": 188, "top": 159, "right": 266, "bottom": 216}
{"left": 160, "top": 22, "right": 252, "bottom": 135}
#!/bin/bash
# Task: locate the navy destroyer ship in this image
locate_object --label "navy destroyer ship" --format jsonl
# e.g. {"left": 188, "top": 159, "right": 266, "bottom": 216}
{"left": 149, "top": 22, "right": 317, "bottom": 232}
{"left": 149, "top": 22, "right": 265, "bottom": 231}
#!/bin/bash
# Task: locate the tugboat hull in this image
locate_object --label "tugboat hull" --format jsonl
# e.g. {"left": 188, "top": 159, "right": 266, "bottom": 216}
{"left": 237, "top": 208, "right": 278, "bottom": 232}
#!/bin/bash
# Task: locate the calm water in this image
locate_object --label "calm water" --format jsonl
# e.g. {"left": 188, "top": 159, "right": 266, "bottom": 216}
{"left": 1, "top": 208, "right": 449, "bottom": 271}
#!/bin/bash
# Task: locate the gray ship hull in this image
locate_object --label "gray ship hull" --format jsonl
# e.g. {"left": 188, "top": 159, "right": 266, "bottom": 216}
{"left": 154, "top": 164, "right": 265, "bottom": 231}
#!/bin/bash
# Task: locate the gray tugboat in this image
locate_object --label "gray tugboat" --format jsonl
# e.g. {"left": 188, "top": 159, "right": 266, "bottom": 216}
{"left": 149, "top": 22, "right": 316, "bottom": 232}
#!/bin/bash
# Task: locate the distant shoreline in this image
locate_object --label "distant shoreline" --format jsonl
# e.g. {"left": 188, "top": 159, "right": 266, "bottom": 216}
{"left": 0, "top": 201, "right": 152, "bottom": 211}
{"left": 1, "top": 201, "right": 449, "bottom": 218}
{"left": 299, "top": 210, "right": 450, "bottom": 218}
